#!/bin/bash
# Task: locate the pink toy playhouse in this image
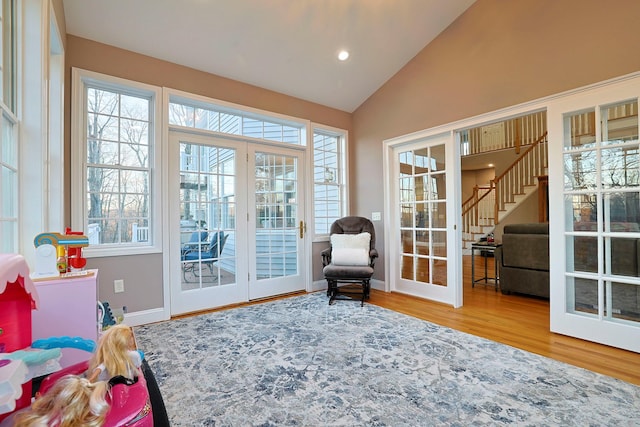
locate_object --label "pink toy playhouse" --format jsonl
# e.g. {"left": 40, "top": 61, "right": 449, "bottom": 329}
{"left": 0, "top": 254, "right": 39, "bottom": 421}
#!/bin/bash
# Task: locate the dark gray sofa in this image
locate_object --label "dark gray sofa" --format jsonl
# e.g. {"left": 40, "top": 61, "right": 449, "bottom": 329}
{"left": 496, "top": 222, "right": 640, "bottom": 320}
{"left": 495, "top": 223, "right": 549, "bottom": 298}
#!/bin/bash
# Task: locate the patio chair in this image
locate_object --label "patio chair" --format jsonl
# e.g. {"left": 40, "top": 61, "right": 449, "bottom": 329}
{"left": 181, "top": 231, "right": 227, "bottom": 281}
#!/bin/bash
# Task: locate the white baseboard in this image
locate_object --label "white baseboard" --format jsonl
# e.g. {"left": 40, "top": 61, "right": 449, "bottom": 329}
{"left": 124, "top": 307, "right": 168, "bottom": 327}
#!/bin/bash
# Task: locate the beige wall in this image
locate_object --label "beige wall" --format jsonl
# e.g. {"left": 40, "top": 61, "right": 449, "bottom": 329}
{"left": 65, "top": 36, "right": 351, "bottom": 312}
{"left": 352, "top": 0, "right": 640, "bottom": 281}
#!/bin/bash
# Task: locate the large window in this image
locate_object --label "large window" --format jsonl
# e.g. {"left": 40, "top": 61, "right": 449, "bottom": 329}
{"left": 0, "top": 0, "right": 16, "bottom": 252}
{"left": 71, "top": 69, "right": 162, "bottom": 255}
{"left": 313, "top": 127, "right": 346, "bottom": 236}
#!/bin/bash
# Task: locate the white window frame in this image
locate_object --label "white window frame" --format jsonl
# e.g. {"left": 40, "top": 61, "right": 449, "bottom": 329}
{"left": 19, "top": 0, "right": 65, "bottom": 267}
{"left": 71, "top": 68, "right": 163, "bottom": 257}
{"left": 311, "top": 124, "right": 348, "bottom": 239}
{"left": 0, "top": 0, "right": 17, "bottom": 253}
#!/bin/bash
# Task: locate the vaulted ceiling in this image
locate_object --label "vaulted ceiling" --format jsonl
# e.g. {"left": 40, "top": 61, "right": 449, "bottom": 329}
{"left": 62, "top": 0, "right": 475, "bottom": 112}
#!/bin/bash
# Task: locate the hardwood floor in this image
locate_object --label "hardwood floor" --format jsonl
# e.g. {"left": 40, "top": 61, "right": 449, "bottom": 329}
{"left": 367, "top": 255, "right": 640, "bottom": 386}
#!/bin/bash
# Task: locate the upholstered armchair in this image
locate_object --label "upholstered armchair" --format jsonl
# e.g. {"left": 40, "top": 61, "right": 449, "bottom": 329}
{"left": 321, "top": 216, "right": 378, "bottom": 306}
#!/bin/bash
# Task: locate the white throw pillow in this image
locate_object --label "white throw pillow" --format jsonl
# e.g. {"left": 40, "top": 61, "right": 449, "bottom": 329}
{"left": 331, "top": 232, "right": 371, "bottom": 266}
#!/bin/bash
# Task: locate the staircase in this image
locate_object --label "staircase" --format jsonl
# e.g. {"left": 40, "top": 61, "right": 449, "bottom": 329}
{"left": 462, "top": 132, "right": 548, "bottom": 250}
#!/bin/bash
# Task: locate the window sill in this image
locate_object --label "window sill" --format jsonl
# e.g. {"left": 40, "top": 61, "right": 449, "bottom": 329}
{"left": 83, "top": 245, "right": 162, "bottom": 258}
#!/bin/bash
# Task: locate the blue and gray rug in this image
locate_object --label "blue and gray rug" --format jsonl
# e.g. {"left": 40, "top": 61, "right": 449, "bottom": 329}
{"left": 134, "top": 293, "right": 639, "bottom": 426}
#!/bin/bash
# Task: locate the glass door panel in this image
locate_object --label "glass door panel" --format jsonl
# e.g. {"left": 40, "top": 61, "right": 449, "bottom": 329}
{"left": 179, "top": 143, "right": 236, "bottom": 290}
{"left": 393, "top": 134, "right": 458, "bottom": 304}
{"left": 169, "top": 132, "right": 247, "bottom": 315}
{"left": 169, "top": 135, "right": 306, "bottom": 315}
{"left": 249, "top": 147, "right": 305, "bottom": 300}
{"left": 552, "top": 90, "right": 640, "bottom": 352}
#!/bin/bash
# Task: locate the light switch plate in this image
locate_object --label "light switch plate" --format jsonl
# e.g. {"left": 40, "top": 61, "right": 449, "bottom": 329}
{"left": 114, "top": 279, "right": 125, "bottom": 293}
{"left": 372, "top": 212, "right": 381, "bottom": 221}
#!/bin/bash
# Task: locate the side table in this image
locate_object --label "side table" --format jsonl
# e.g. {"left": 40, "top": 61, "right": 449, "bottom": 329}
{"left": 471, "top": 242, "right": 500, "bottom": 291}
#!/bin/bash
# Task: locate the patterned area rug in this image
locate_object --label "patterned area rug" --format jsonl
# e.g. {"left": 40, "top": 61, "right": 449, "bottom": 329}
{"left": 134, "top": 293, "right": 639, "bottom": 426}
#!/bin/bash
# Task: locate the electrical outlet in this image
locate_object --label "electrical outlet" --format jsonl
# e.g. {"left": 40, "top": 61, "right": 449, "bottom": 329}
{"left": 371, "top": 212, "right": 381, "bottom": 221}
{"left": 114, "top": 279, "right": 125, "bottom": 293}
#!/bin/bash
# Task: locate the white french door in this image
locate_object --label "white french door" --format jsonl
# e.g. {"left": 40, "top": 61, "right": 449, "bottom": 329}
{"left": 389, "top": 133, "right": 461, "bottom": 306}
{"left": 548, "top": 76, "right": 640, "bottom": 352}
{"left": 247, "top": 145, "right": 306, "bottom": 300}
{"left": 168, "top": 132, "right": 305, "bottom": 315}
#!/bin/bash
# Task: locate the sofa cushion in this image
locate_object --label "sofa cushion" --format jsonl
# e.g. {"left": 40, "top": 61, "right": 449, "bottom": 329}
{"left": 503, "top": 223, "right": 549, "bottom": 235}
{"left": 501, "top": 233, "right": 549, "bottom": 271}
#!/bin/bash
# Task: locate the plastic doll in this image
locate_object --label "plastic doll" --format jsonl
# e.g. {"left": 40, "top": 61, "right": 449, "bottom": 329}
{"left": 87, "top": 324, "right": 142, "bottom": 383}
{"left": 11, "top": 375, "right": 109, "bottom": 427}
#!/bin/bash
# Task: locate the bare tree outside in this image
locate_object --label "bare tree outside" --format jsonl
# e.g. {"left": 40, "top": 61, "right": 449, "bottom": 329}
{"left": 86, "top": 87, "right": 151, "bottom": 244}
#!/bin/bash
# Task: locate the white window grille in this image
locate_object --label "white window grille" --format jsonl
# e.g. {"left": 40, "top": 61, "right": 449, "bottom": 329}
{"left": 313, "top": 127, "right": 346, "bottom": 236}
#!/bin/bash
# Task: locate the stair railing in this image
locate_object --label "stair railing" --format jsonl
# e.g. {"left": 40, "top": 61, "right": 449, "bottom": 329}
{"left": 493, "top": 132, "right": 548, "bottom": 221}
{"left": 462, "top": 184, "right": 495, "bottom": 241}
{"left": 461, "top": 132, "right": 548, "bottom": 240}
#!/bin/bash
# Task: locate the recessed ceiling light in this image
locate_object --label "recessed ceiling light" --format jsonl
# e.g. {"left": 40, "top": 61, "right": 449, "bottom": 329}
{"left": 488, "top": 163, "right": 494, "bottom": 167}
{"left": 338, "top": 50, "right": 350, "bottom": 61}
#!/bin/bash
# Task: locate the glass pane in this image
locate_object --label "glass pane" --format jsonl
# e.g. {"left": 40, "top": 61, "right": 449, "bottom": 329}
{"left": 602, "top": 100, "right": 638, "bottom": 145}
{"left": 87, "top": 88, "right": 118, "bottom": 115}
{"left": 564, "top": 110, "right": 596, "bottom": 149}
{"left": 564, "top": 150, "right": 597, "bottom": 190}
{"left": 565, "top": 194, "right": 598, "bottom": 228}
{"left": 572, "top": 277, "right": 598, "bottom": 316}
{"left": 601, "top": 147, "right": 639, "bottom": 188}
{"left": 1, "top": 221, "right": 15, "bottom": 253}
{"left": 2, "top": 115, "right": 15, "bottom": 167}
{"left": 433, "top": 259, "right": 447, "bottom": 286}
{"left": 431, "top": 173, "right": 446, "bottom": 200}
{"left": 432, "top": 231, "right": 447, "bottom": 257}
{"left": 606, "top": 237, "right": 640, "bottom": 277}
{"left": 611, "top": 282, "right": 640, "bottom": 322}
{"left": 416, "top": 231, "right": 429, "bottom": 256}
{"left": 605, "top": 192, "right": 640, "bottom": 229}
{"left": 400, "top": 204, "right": 413, "bottom": 228}
{"left": 431, "top": 201, "right": 447, "bottom": 228}
{"left": 413, "top": 148, "right": 428, "bottom": 170}
{"left": 416, "top": 257, "right": 430, "bottom": 283}
{"left": 568, "top": 235, "right": 598, "bottom": 274}
{"left": 2, "top": 165, "right": 15, "bottom": 217}
{"left": 120, "top": 119, "right": 149, "bottom": 146}
{"left": 415, "top": 203, "right": 426, "bottom": 229}
{"left": 430, "top": 145, "right": 446, "bottom": 171}
{"left": 414, "top": 176, "right": 428, "bottom": 202}
{"left": 169, "top": 103, "right": 194, "bottom": 127}
{"left": 399, "top": 177, "right": 414, "bottom": 202}
{"left": 401, "top": 255, "right": 414, "bottom": 280}
{"left": 120, "top": 143, "right": 149, "bottom": 168}
{"left": 401, "top": 230, "right": 414, "bottom": 254}
{"left": 120, "top": 94, "right": 149, "bottom": 120}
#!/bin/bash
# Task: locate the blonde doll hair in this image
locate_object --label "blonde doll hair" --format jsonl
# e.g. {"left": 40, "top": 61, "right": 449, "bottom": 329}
{"left": 88, "top": 324, "right": 138, "bottom": 381}
{"left": 14, "top": 375, "right": 109, "bottom": 427}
